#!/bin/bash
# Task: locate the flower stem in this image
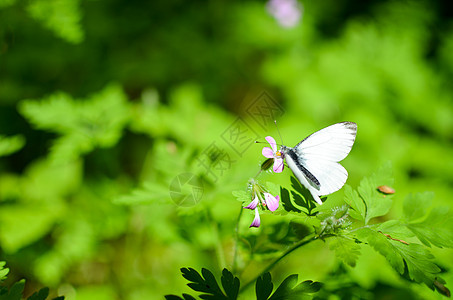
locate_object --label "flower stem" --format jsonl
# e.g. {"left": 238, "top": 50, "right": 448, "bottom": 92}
{"left": 232, "top": 205, "right": 244, "bottom": 274}
{"left": 239, "top": 235, "right": 318, "bottom": 293}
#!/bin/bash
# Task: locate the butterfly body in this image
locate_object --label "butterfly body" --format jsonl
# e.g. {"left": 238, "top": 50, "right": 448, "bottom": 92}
{"left": 278, "top": 122, "right": 357, "bottom": 205}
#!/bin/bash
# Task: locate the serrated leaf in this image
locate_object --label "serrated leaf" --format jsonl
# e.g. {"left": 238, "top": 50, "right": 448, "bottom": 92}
{"left": 344, "top": 185, "right": 365, "bottom": 221}
{"left": 0, "top": 262, "right": 8, "bottom": 281}
{"left": 268, "top": 274, "right": 322, "bottom": 300}
{"left": 357, "top": 177, "right": 392, "bottom": 224}
{"left": 256, "top": 272, "right": 273, "bottom": 300}
{"left": 164, "top": 295, "right": 184, "bottom": 300}
{"left": 0, "top": 279, "right": 25, "bottom": 300}
{"left": 359, "top": 228, "right": 441, "bottom": 286}
{"left": 232, "top": 190, "right": 250, "bottom": 203}
{"left": 403, "top": 192, "right": 434, "bottom": 222}
{"left": 290, "top": 177, "right": 317, "bottom": 214}
{"left": 27, "top": 287, "right": 49, "bottom": 300}
{"left": 328, "top": 236, "right": 361, "bottom": 267}
{"left": 377, "top": 220, "right": 414, "bottom": 239}
{"left": 19, "top": 84, "right": 130, "bottom": 163}
{"left": 180, "top": 268, "right": 228, "bottom": 300}
{"left": 405, "top": 206, "right": 453, "bottom": 248}
{"left": 280, "top": 187, "right": 301, "bottom": 213}
{"left": 220, "top": 269, "right": 239, "bottom": 299}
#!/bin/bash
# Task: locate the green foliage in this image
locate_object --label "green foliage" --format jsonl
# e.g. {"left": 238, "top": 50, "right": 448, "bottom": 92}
{"left": 345, "top": 163, "right": 393, "bottom": 224}
{"left": 0, "top": 135, "right": 25, "bottom": 157}
{"left": 256, "top": 273, "right": 322, "bottom": 300}
{"left": 165, "top": 268, "right": 239, "bottom": 300}
{"left": 0, "top": 263, "right": 64, "bottom": 300}
{"left": 18, "top": 84, "right": 130, "bottom": 163}
{"left": 328, "top": 235, "right": 361, "bottom": 267}
{"left": 1, "top": 0, "right": 453, "bottom": 299}
{"left": 358, "top": 228, "right": 441, "bottom": 287}
{"left": 0, "top": 263, "right": 8, "bottom": 282}
{"left": 403, "top": 193, "right": 453, "bottom": 248}
{"left": 26, "top": 0, "right": 83, "bottom": 43}
{"left": 166, "top": 268, "right": 321, "bottom": 300}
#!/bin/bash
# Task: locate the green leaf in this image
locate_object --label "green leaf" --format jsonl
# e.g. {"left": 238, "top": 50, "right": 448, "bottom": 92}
{"left": 343, "top": 185, "right": 365, "bottom": 221}
{"left": 402, "top": 192, "right": 453, "bottom": 248}
{"left": 280, "top": 187, "right": 301, "bottom": 213}
{"left": 403, "top": 192, "right": 434, "bottom": 222}
{"left": 359, "top": 228, "right": 441, "bottom": 286}
{"left": 232, "top": 190, "right": 250, "bottom": 203}
{"left": 256, "top": 273, "right": 273, "bottom": 300}
{"left": 26, "top": 0, "right": 84, "bottom": 43}
{"left": 220, "top": 269, "right": 240, "bottom": 300}
{"left": 0, "top": 262, "right": 9, "bottom": 281}
{"left": 27, "top": 287, "right": 49, "bottom": 300}
{"left": 19, "top": 84, "right": 130, "bottom": 163}
{"left": 180, "top": 268, "right": 228, "bottom": 300}
{"left": 406, "top": 206, "right": 453, "bottom": 248}
{"left": 328, "top": 235, "right": 361, "bottom": 267}
{"left": 268, "top": 274, "right": 322, "bottom": 300}
{"left": 0, "top": 135, "right": 25, "bottom": 157}
{"left": 0, "top": 0, "right": 17, "bottom": 8}
{"left": 357, "top": 177, "right": 392, "bottom": 224}
{"left": 0, "top": 279, "right": 25, "bottom": 300}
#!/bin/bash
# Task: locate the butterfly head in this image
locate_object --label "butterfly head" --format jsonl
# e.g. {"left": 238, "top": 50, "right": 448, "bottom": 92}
{"left": 278, "top": 145, "right": 288, "bottom": 157}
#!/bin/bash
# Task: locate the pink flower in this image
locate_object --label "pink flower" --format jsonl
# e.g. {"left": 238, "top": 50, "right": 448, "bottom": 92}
{"left": 264, "top": 193, "right": 280, "bottom": 211}
{"left": 266, "top": 0, "right": 302, "bottom": 28}
{"left": 250, "top": 208, "right": 261, "bottom": 228}
{"left": 262, "top": 136, "right": 284, "bottom": 173}
{"left": 244, "top": 180, "right": 280, "bottom": 228}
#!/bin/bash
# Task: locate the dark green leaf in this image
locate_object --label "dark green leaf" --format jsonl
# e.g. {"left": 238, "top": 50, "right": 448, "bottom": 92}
{"left": 0, "top": 279, "right": 25, "bottom": 300}
{"left": 280, "top": 187, "right": 301, "bottom": 213}
{"left": 164, "top": 295, "right": 184, "bottom": 300}
{"left": 256, "top": 272, "right": 273, "bottom": 300}
{"left": 27, "top": 287, "right": 49, "bottom": 300}
{"left": 220, "top": 268, "right": 239, "bottom": 299}
{"left": 0, "top": 262, "right": 9, "bottom": 282}
{"left": 180, "top": 268, "right": 227, "bottom": 300}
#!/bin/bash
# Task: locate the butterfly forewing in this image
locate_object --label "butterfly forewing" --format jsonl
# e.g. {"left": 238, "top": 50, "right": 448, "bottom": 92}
{"left": 294, "top": 122, "right": 357, "bottom": 162}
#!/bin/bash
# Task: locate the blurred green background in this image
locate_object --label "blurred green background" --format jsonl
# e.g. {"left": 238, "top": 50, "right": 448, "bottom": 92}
{"left": 1, "top": 0, "right": 453, "bottom": 299}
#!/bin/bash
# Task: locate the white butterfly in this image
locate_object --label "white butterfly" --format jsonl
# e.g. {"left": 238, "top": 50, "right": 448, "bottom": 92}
{"left": 278, "top": 122, "right": 357, "bottom": 205}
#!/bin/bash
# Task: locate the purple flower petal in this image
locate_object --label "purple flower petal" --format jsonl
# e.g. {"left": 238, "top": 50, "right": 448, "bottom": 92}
{"left": 244, "top": 196, "right": 259, "bottom": 210}
{"left": 265, "top": 136, "right": 277, "bottom": 153}
{"left": 264, "top": 193, "right": 279, "bottom": 211}
{"left": 262, "top": 147, "right": 274, "bottom": 159}
{"left": 273, "top": 157, "right": 284, "bottom": 173}
{"left": 249, "top": 208, "right": 261, "bottom": 228}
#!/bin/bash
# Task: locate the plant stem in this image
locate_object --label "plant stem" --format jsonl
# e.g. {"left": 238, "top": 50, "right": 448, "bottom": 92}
{"left": 232, "top": 205, "right": 244, "bottom": 274}
{"left": 239, "top": 235, "right": 318, "bottom": 293}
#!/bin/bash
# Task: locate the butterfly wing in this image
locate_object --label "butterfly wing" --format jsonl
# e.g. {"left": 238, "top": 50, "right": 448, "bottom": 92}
{"left": 293, "top": 122, "right": 357, "bottom": 196}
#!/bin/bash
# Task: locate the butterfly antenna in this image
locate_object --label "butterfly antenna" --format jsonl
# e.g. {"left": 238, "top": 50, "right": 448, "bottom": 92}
{"left": 274, "top": 120, "right": 284, "bottom": 146}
